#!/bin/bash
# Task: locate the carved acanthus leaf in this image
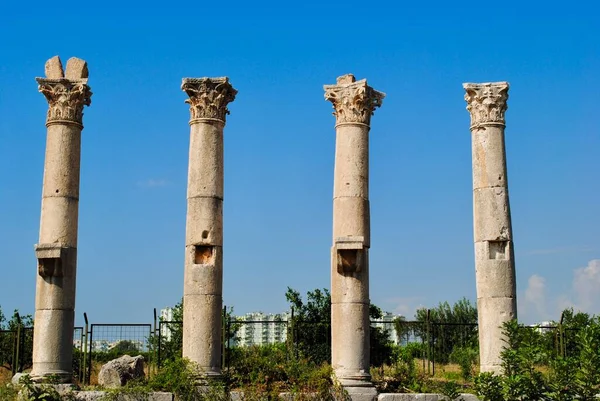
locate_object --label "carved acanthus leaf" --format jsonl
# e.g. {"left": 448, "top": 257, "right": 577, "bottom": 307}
{"left": 463, "top": 82, "right": 509, "bottom": 129}
{"left": 36, "top": 78, "right": 92, "bottom": 127}
{"left": 182, "top": 77, "right": 237, "bottom": 123}
{"left": 324, "top": 79, "right": 385, "bottom": 125}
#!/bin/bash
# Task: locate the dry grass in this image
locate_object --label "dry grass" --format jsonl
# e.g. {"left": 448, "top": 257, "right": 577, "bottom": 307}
{"left": 0, "top": 366, "right": 12, "bottom": 386}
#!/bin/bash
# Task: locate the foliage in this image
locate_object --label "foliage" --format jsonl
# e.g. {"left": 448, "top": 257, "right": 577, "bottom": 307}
{"left": 369, "top": 303, "right": 395, "bottom": 367}
{"left": 226, "top": 343, "right": 349, "bottom": 400}
{"left": 0, "top": 306, "right": 34, "bottom": 372}
{"left": 152, "top": 299, "right": 183, "bottom": 365}
{"left": 285, "top": 287, "right": 395, "bottom": 367}
{"left": 414, "top": 298, "right": 478, "bottom": 364}
{"left": 90, "top": 340, "right": 149, "bottom": 365}
{"left": 151, "top": 298, "right": 239, "bottom": 368}
{"left": 285, "top": 287, "right": 331, "bottom": 365}
{"left": 439, "top": 380, "right": 464, "bottom": 401}
{"left": 450, "top": 346, "right": 478, "bottom": 380}
{"left": 1, "top": 374, "right": 76, "bottom": 401}
{"left": 393, "top": 315, "right": 416, "bottom": 345}
{"left": 372, "top": 344, "right": 421, "bottom": 393}
{"left": 474, "top": 372, "right": 503, "bottom": 401}
{"left": 100, "top": 381, "right": 151, "bottom": 401}
{"left": 475, "top": 312, "right": 600, "bottom": 401}
{"left": 0, "top": 382, "right": 19, "bottom": 401}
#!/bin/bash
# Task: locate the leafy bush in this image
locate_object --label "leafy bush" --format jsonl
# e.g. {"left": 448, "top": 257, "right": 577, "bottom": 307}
{"left": 450, "top": 346, "right": 478, "bottom": 380}
{"left": 475, "top": 313, "right": 600, "bottom": 401}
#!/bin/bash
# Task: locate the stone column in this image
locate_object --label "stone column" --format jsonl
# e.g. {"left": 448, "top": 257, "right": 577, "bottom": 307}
{"left": 463, "top": 82, "right": 517, "bottom": 374}
{"left": 324, "top": 74, "right": 384, "bottom": 395}
{"left": 31, "top": 56, "right": 91, "bottom": 383}
{"left": 181, "top": 77, "right": 236, "bottom": 378}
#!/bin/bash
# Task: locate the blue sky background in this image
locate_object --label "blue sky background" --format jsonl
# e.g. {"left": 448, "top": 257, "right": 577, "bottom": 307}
{"left": 0, "top": 1, "right": 598, "bottom": 326}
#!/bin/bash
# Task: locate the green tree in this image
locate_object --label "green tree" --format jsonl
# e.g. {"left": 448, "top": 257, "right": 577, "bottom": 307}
{"left": 155, "top": 299, "right": 183, "bottom": 365}
{"left": 0, "top": 306, "right": 34, "bottom": 372}
{"left": 414, "top": 297, "right": 478, "bottom": 364}
{"left": 112, "top": 340, "right": 140, "bottom": 354}
{"left": 152, "top": 299, "right": 239, "bottom": 366}
{"left": 285, "top": 287, "right": 331, "bottom": 364}
{"left": 285, "top": 287, "right": 394, "bottom": 366}
{"left": 369, "top": 303, "right": 394, "bottom": 367}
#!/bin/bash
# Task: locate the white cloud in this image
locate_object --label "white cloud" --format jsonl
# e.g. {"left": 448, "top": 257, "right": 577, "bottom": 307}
{"left": 521, "top": 259, "right": 600, "bottom": 323}
{"left": 522, "top": 274, "right": 548, "bottom": 321}
{"left": 571, "top": 259, "right": 600, "bottom": 312}
{"left": 137, "top": 179, "right": 168, "bottom": 188}
{"left": 382, "top": 296, "right": 425, "bottom": 319}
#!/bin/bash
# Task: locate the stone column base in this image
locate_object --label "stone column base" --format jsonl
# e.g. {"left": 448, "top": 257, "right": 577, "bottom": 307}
{"left": 343, "top": 385, "right": 378, "bottom": 401}
{"left": 28, "top": 370, "right": 73, "bottom": 384}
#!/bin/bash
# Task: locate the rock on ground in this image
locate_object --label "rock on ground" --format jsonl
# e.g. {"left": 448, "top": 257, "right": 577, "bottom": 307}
{"left": 98, "top": 355, "right": 145, "bottom": 388}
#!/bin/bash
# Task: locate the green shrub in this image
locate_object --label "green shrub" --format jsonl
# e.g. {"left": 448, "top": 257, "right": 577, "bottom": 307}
{"left": 475, "top": 314, "right": 600, "bottom": 401}
{"left": 450, "top": 346, "right": 478, "bottom": 380}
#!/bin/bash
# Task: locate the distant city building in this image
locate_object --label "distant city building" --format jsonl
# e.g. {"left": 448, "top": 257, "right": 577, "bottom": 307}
{"left": 371, "top": 312, "right": 403, "bottom": 346}
{"left": 233, "top": 312, "right": 291, "bottom": 347}
{"left": 160, "top": 307, "right": 175, "bottom": 341}
{"left": 530, "top": 320, "right": 556, "bottom": 334}
{"left": 230, "top": 311, "right": 403, "bottom": 347}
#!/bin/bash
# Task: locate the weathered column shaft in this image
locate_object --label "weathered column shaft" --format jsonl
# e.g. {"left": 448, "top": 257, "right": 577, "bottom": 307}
{"left": 464, "top": 82, "right": 517, "bottom": 374}
{"left": 181, "top": 77, "right": 236, "bottom": 377}
{"left": 32, "top": 56, "right": 91, "bottom": 382}
{"left": 324, "top": 74, "right": 384, "bottom": 389}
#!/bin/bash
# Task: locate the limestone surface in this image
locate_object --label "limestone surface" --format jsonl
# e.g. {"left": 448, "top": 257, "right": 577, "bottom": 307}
{"left": 31, "top": 56, "right": 91, "bottom": 383}
{"left": 464, "top": 81, "right": 517, "bottom": 374}
{"left": 181, "top": 77, "right": 236, "bottom": 378}
{"left": 324, "top": 74, "right": 384, "bottom": 391}
{"left": 98, "top": 355, "right": 145, "bottom": 388}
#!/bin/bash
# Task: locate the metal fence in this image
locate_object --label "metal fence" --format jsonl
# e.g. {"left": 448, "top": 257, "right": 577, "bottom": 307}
{"left": 1, "top": 310, "right": 587, "bottom": 385}
{"left": 0, "top": 326, "right": 80, "bottom": 377}
{"left": 393, "top": 320, "right": 479, "bottom": 375}
{"left": 86, "top": 323, "right": 153, "bottom": 385}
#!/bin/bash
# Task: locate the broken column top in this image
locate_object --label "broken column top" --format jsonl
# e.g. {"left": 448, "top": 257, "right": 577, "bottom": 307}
{"left": 463, "top": 81, "right": 509, "bottom": 129}
{"left": 43, "top": 55, "right": 88, "bottom": 81}
{"left": 181, "top": 77, "right": 237, "bottom": 123}
{"left": 324, "top": 73, "right": 385, "bottom": 126}
{"left": 37, "top": 56, "right": 92, "bottom": 127}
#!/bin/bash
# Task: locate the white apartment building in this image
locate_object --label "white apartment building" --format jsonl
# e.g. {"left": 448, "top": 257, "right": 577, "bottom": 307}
{"left": 231, "top": 311, "right": 403, "bottom": 347}
{"left": 159, "top": 307, "right": 175, "bottom": 341}
{"left": 371, "top": 312, "right": 403, "bottom": 345}
{"left": 233, "top": 312, "right": 291, "bottom": 347}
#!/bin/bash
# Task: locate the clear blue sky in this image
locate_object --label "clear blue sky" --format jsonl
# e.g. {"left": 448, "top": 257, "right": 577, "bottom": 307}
{"left": 1, "top": 1, "right": 598, "bottom": 326}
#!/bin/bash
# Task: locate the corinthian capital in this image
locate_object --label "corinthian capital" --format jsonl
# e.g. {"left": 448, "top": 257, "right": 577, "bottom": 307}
{"left": 36, "top": 56, "right": 92, "bottom": 128}
{"left": 463, "top": 82, "right": 509, "bottom": 129}
{"left": 324, "top": 74, "right": 385, "bottom": 126}
{"left": 181, "top": 77, "right": 237, "bottom": 123}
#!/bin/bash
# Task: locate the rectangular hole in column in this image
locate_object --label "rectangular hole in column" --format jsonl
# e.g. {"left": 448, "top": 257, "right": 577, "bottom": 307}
{"left": 337, "top": 249, "right": 360, "bottom": 273}
{"left": 194, "top": 245, "right": 214, "bottom": 264}
{"left": 38, "top": 258, "right": 62, "bottom": 277}
{"left": 488, "top": 240, "right": 508, "bottom": 260}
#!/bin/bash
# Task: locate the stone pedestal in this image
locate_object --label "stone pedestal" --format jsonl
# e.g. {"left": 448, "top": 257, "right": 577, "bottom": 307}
{"left": 324, "top": 74, "right": 384, "bottom": 390}
{"left": 181, "top": 77, "right": 236, "bottom": 378}
{"left": 463, "top": 82, "right": 517, "bottom": 374}
{"left": 31, "top": 56, "right": 92, "bottom": 383}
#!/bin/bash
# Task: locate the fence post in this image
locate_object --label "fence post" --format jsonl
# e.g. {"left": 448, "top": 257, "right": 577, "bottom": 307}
{"left": 153, "top": 308, "right": 157, "bottom": 377}
{"left": 222, "top": 305, "right": 226, "bottom": 370}
{"left": 226, "top": 316, "right": 231, "bottom": 369}
{"left": 84, "top": 313, "right": 91, "bottom": 385}
{"left": 82, "top": 312, "right": 90, "bottom": 384}
{"left": 157, "top": 321, "right": 162, "bottom": 369}
{"left": 290, "top": 307, "right": 296, "bottom": 359}
{"left": 10, "top": 313, "right": 21, "bottom": 376}
{"left": 78, "top": 327, "right": 84, "bottom": 383}
{"left": 426, "top": 309, "right": 431, "bottom": 375}
{"left": 559, "top": 311, "right": 565, "bottom": 358}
